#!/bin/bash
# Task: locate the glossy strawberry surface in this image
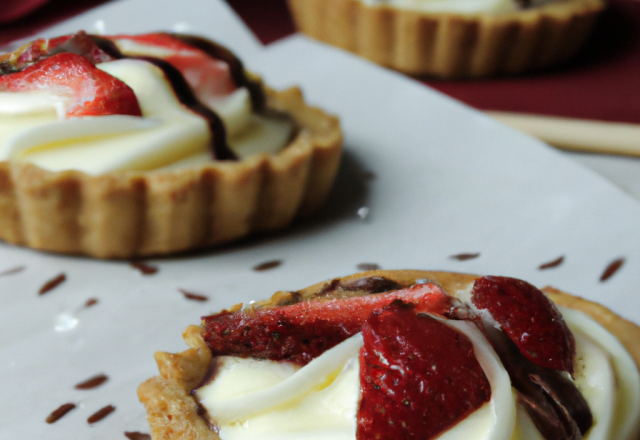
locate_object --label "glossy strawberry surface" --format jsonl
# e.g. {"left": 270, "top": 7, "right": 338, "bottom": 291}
{"left": 357, "top": 302, "right": 491, "bottom": 440}
{"left": 202, "top": 283, "right": 455, "bottom": 364}
{"left": 471, "top": 276, "right": 575, "bottom": 374}
{"left": 0, "top": 52, "right": 141, "bottom": 118}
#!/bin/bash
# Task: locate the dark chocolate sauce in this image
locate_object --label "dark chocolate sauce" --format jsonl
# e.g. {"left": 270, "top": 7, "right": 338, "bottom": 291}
{"left": 85, "top": 298, "right": 98, "bottom": 307}
{"left": 0, "top": 265, "right": 25, "bottom": 276}
{"left": 38, "top": 273, "right": 66, "bottom": 295}
{"left": 124, "top": 433, "right": 151, "bottom": 440}
{"left": 539, "top": 256, "right": 564, "bottom": 270}
{"left": 600, "top": 258, "right": 624, "bottom": 282}
{"left": 253, "top": 260, "right": 282, "bottom": 271}
{"left": 341, "top": 276, "right": 401, "bottom": 293}
{"left": 179, "top": 289, "right": 209, "bottom": 302}
{"left": 130, "top": 261, "right": 158, "bottom": 275}
{"left": 90, "top": 35, "right": 237, "bottom": 160}
{"left": 450, "top": 253, "right": 480, "bottom": 261}
{"left": 356, "top": 263, "right": 380, "bottom": 271}
{"left": 87, "top": 405, "right": 115, "bottom": 424}
{"left": 75, "top": 374, "right": 108, "bottom": 390}
{"left": 46, "top": 403, "right": 76, "bottom": 424}
{"left": 171, "top": 33, "right": 265, "bottom": 112}
{"left": 135, "top": 56, "right": 236, "bottom": 160}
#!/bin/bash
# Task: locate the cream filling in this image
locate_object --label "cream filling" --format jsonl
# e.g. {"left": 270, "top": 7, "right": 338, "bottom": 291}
{"left": 196, "top": 309, "right": 640, "bottom": 440}
{"left": 358, "top": 0, "right": 558, "bottom": 14}
{"left": 0, "top": 59, "right": 293, "bottom": 173}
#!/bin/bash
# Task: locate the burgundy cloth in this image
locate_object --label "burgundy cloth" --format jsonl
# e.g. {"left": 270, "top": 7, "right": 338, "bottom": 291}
{"left": 1, "top": 0, "right": 638, "bottom": 124}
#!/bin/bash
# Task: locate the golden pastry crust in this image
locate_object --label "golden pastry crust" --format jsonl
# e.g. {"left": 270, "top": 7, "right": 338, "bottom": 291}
{"left": 138, "top": 270, "right": 640, "bottom": 440}
{"left": 287, "top": 0, "right": 605, "bottom": 78}
{"left": 0, "top": 87, "right": 342, "bottom": 258}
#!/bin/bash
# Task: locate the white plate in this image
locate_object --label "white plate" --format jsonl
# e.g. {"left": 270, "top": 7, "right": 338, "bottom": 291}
{"left": 2, "top": 1, "right": 640, "bottom": 438}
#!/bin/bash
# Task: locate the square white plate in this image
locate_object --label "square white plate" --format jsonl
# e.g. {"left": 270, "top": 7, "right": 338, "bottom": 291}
{"left": 2, "top": 1, "right": 640, "bottom": 438}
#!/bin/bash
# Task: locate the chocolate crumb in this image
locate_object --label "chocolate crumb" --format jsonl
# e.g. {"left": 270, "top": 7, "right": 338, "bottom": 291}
{"left": 357, "top": 263, "right": 380, "bottom": 271}
{"left": 46, "top": 403, "right": 76, "bottom": 424}
{"left": 75, "top": 374, "right": 108, "bottom": 390}
{"left": 450, "top": 253, "right": 480, "bottom": 261}
{"left": 0, "top": 265, "right": 25, "bottom": 276}
{"left": 125, "top": 432, "right": 151, "bottom": 440}
{"left": 39, "top": 273, "right": 66, "bottom": 295}
{"left": 179, "top": 289, "right": 209, "bottom": 302}
{"left": 85, "top": 298, "right": 98, "bottom": 307}
{"left": 130, "top": 261, "right": 158, "bottom": 275}
{"left": 253, "top": 260, "right": 282, "bottom": 271}
{"left": 87, "top": 405, "right": 115, "bottom": 424}
{"left": 600, "top": 258, "right": 624, "bottom": 282}
{"left": 539, "top": 256, "right": 564, "bottom": 270}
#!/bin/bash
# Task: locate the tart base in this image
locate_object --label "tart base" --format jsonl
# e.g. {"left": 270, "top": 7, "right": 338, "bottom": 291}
{"left": 137, "top": 270, "right": 640, "bottom": 440}
{"left": 0, "top": 87, "right": 342, "bottom": 259}
{"left": 287, "top": 0, "right": 605, "bottom": 78}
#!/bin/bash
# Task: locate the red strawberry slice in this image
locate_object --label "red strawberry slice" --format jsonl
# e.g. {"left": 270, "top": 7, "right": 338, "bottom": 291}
{"left": 471, "top": 276, "right": 575, "bottom": 374}
{"left": 0, "top": 52, "right": 141, "bottom": 118}
{"left": 108, "top": 33, "right": 237, "bottom": 98}
{"left": 357, "top": 302, "right": 491, "bottom": 440}
{"left": 3, "top": 32, "right": 114, "bottom": 73}
{"left": 202, "top": 283, "right": 455, "bottom": 365}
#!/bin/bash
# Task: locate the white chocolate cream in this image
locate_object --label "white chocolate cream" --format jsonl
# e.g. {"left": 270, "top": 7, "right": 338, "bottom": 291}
{"left": 0, "top": 57, "right": 293, "bottom": 174}
{"left": 196, "top": 307, "right": 640, "bottom": 440}
{"left": 358, "top": 0, "right": 559, "bottom": 14}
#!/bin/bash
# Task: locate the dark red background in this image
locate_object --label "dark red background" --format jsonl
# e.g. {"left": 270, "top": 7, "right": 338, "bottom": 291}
{"left": 1, "top": 0, "right": 638, "bottom": 124}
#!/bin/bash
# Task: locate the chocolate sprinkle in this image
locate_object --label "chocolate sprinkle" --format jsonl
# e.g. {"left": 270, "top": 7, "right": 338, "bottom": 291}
{"left": 87, "top": 405, "right": 115, "bottom": 424}
{"left": 85, "top": 298, "right": 99, "bottom": 307}
{"left": 130, "top": 261, "right": 158, "bottom": 275}
{"left": 600, "top": 258, "right": 624, "bottom": 282}
{"left": 357, "top": 263, "right": 380, "bottom": 271}
{"left": 539, "top": 256, "right": 564, "bottom": 270}
{"left": 125, "top": 432, "right": 151, "bottom": 440}
{"left": 46, "top": 403, "right": 76, "bottom": 424}
{"left": 75, "top": 374, "right": 108, "bottom": 390}
{"left": 39, "top": 273, "right": 66, "bottom": 295}
{"left": 0, "top": 265, "right": 25, "bottom": 276}
{"left": 450, "top": 253, "right": 480, "bottom": 261}
{"left": 253, "top": 260, "right": 282, "bottom": 271}
{"left": 179, "top": 289, "right": 209, "bottom": 302}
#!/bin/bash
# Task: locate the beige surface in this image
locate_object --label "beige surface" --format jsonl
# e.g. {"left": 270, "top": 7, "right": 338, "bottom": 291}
{"left": 138, "top": 270, "right": 640, "bottom": 440}
{"left": 287, "top": 0, "right": 604, "bottom": 78}
{"left": 0, "top": 87, "right": 342, "bottom": 259}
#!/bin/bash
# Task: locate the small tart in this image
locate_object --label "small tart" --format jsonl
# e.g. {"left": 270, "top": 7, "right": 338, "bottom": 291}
{"left": 287, "top": 0, "right": 605, "bottom": 78}
{"left": 138, "top": 270, "right": 640, "bottom": 440}
{"left": 0, "top": 37, "right": 342, "bottom": 259}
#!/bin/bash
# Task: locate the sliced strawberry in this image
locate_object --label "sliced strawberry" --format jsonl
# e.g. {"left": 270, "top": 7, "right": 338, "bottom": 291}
{"left": 202, "top": 283, "right": 455, "bottom": 365}
{"left": 471, "top": 276, "right": 575, "bottom": 374}
{"left": 107, "top": 33, "right": 237, "bottom": 98}
{"left": 0, "top": 52, "right": 141, "bottom": 118}
{"left": 2, "top": 32, "right": 114, "bottom": 74}
{"left": 357, "top": 302, "right": 491, "bottom": 440}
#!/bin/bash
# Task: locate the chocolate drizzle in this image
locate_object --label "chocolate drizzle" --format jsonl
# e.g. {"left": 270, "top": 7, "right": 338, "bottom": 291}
{"left": 46, "top": 403, "right": 76, "bottom": 423}
{"left": 171, "top": 33, "right": 266, "bottom": 112}
{"left": 124, "top": 433, "right": 151, "bottom": 440}
{"left": 130, "top": 261, "right": 158, "bottom": 275}
{"left": 539, "top": 256, "right": 564, "bottom": 270}
{"left": 600, "top": 258, "right": 624, "bottom": 282}
{"left": 87, "top": 405, "right": 115, "bottom": 424}
{"left": 39, "top": 273, "right": 66, "bottom": 295}
{"left": 317, "top": 276, "right": 402, "bottom": 296}
{"left": 90, "top": 34, "right": 237, "bottom": 160}
{"left": 179, "top": 289, "right": 209, "bottom": 302}
{"left": 253, "top": 260, "right": 282, "bottom": 271}
{"left": 75, "top": 373, "right": 108, "bottom": 390}
{"left": 450, "top": 253, "right": 480, "bottom": 261}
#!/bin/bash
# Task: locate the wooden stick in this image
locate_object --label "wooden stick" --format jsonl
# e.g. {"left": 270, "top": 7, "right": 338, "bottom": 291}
{"left": 487, "top": 111, "right": 640, "bottom": 157}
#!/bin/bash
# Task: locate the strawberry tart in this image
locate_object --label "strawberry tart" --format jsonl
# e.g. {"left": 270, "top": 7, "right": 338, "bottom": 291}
{"left": 0, "top": 32, "right": 342, "bottom": 258}
{"left": 138, "top": 270, "right": 640, "bottom": 440}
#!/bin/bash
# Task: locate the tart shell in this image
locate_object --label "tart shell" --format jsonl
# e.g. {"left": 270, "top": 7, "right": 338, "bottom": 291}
{"left": 287, "top": 0, "right": 605, "bottom": 78}
{"left": 137, "top": 270, "right": 640, "bottom": 440}
{"left": 0, "top": 87, "right": 342, "bottom": 259}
